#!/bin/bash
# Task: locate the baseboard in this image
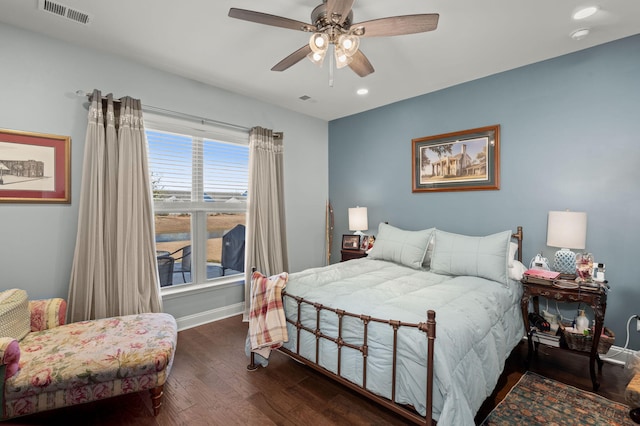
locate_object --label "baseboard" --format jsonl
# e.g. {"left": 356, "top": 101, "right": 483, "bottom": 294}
{"left": 174, "top": 302, "right": 244, "bottom": 331}
{"left": 600, "top": 345, "right": 637, "bottom": 366}
{"left": 523, "top": 336, "right": 635, "bottom": 366}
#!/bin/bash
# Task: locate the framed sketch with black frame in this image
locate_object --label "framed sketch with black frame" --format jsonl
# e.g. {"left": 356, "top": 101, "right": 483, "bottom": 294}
{"left": 342, "top": 234, "right": 360, "bottom": 250}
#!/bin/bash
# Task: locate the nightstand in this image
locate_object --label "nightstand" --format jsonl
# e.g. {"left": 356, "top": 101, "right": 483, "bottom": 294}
{"left": 521, "top": 279, "right": 608, "bottom": 390}
{"left": 341, "top": 249, "right": 367, "bottom": 262}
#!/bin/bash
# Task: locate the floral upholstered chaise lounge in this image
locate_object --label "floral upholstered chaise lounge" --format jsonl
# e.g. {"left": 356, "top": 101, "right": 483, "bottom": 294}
{"left": 0, "top": 289, "right": 177, "bottom": 420}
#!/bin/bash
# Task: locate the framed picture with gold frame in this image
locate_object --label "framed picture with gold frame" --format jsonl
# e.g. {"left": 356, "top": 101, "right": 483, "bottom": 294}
{"left": 412, "top": 125, "right": 500, "bottom": 192}
{"left": 0, "top": 128, "right": 71, "bottom": 203}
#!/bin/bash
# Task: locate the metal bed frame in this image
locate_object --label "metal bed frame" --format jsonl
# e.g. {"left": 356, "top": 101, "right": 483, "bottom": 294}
{"left": 248, "top": 226, "right": 523, "bottom": 425}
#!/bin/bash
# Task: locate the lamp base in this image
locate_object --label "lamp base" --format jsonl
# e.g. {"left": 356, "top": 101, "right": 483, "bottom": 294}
{"left": 553, "top": 248, "right": 576, "bottom": 274}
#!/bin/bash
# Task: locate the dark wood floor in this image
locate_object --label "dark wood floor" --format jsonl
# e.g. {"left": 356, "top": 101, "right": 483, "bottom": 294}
{"left": 4, "top": 315, "right": 631, "bottom": 425}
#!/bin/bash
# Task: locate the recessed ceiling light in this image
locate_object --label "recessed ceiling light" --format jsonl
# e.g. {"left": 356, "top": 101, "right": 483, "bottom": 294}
{"left": 573, "top": 6, "right": 598, "bottom": 20}
{"left": 571, "top": 28, "right": 590, "bottom": 40}
{"left": 356, "top": 88, "right": 369, "bottom": 95}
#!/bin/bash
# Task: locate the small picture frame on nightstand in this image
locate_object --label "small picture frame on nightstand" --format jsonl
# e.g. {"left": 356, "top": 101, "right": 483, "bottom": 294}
{"left": 360, "top": 235, "right": 369, "bottom": 251}
{"left": 342, "top": 234, "right": 360, "bottom": 250}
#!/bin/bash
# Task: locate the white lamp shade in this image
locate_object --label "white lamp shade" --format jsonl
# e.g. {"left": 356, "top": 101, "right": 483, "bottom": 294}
{"left": 546, "top": 211, "right": 587, "bottom": 249}
{"left": 348, "top": 207, "right": 368, "bottom": 232}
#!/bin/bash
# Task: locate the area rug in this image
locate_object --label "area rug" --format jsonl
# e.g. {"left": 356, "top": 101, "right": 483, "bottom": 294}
{"left": 480, "top": 371, "right": 634, "bottom": 425}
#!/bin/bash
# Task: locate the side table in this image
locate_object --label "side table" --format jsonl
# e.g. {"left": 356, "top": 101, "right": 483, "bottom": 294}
{"left": 521, "top": 280, "right": 608, "bottom": 390}
{"left": 341, "top": 249, "right": 367, "bottom": 262}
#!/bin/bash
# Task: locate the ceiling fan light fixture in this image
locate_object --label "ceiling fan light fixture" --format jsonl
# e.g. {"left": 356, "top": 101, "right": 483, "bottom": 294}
{"left": 335, "top": 47, "right": 353, "bottom": 69}
{"left": 307, "top": 50, "right": 326, "bottom": 66}
{"left": 338, "top": 34, "right": 360, "bottom": 56}
{"left": 309, "top": 33, "right": 329, "bottom": 53}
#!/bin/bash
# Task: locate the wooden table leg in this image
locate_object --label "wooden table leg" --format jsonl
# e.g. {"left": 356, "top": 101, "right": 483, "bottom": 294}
{"left": 589, "top": 352, "right": 600, "bottom": 391}
{"left": 521, "top": 291, "right": 533, "bottom": 367}
{"left": 590, "top": 299, "right": 606, "bottom": 391}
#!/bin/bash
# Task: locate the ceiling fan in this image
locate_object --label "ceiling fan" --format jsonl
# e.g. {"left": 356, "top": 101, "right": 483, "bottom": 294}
{"left": 228, "top": 0, "right": 439, "bottom": 77}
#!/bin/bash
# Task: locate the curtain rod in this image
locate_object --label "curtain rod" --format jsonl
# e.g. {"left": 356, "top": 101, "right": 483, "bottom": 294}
{"left": 75, "top": 89, "right": 260, "bottom": 135}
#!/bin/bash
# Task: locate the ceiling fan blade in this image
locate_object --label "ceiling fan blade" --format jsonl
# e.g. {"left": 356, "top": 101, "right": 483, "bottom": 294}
{"left": 271, "top": 45, "right": 313, "bottom": 72}
{"left": 229, "top": 8, "right": 316, "bottom": 32}
{"left": 354, "top": 14, "right": 439, "bottom": 37}
{"left": 326, "top": 0, "right": 355, "bottom": 25}
{"left": 349, "top": 50, "right": 375, "bottom": 77}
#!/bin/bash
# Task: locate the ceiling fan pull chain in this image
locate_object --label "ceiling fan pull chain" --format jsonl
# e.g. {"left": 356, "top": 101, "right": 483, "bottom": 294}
{"left": 329, "top": 45, "right": 335, "bottom": 87}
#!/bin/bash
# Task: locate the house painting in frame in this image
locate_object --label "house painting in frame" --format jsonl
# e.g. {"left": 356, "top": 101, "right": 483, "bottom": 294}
{"left": 412, "top": 125, "right": 500, "bottom": 192}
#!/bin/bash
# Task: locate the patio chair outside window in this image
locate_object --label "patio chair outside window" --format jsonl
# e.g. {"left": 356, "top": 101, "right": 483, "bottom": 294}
{"left": 221, "top": 224, "right": 245, "bottom": 276}
{"left": 157, "top": 256, "right": 175, "bottom": 287}
{"left": 169, "top": 245, "right": 191, "bottom": 282}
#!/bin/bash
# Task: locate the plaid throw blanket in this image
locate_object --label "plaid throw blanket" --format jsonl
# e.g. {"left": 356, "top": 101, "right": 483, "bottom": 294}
{"left": 248, "top": 271, "right": 289, "bottom": 358}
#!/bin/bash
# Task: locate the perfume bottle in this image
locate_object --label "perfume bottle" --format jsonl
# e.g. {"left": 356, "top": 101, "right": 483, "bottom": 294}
{"left": 594, "top": 263, "right": 606, "bottom": 282}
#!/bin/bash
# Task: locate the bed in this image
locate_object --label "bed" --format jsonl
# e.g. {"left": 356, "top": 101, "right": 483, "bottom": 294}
{"left": 249, "top": 224, "right": 526, "bottom": 425}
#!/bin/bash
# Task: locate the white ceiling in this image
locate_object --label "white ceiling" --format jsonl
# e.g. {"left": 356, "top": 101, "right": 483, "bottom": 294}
{"left": 1, "top": 0, "right": 639, "bottom": 121}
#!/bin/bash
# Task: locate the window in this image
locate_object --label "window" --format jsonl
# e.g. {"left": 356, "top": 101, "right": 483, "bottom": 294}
{"left": 145, "top": 113, "right": 249, "bottom": 289}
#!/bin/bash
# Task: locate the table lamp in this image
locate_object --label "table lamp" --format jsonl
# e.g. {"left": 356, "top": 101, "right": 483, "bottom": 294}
{"left": 348, "top": 206, "right": 368, "bottom": 236}
{"left": 546, "top": 210, "right": 587, "bottom": 274}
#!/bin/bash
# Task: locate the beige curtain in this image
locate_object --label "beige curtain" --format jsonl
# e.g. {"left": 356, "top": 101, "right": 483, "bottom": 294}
{"left": 243, "top": 127, "right": 289, "bottom": 321}
{"left": 68, "top": 90, "right": 162, "bottom": 322}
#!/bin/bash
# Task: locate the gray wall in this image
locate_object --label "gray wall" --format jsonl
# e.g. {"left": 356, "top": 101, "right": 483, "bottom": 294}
{"left": 0, "top": 23, "right": 329, "bottom": 325}
{"left": 328, "top": 35, "right": 640, "bottom": 350}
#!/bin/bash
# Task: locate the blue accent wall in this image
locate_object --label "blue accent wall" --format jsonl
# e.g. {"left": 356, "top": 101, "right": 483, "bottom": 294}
{"left": 329, "top": 35, "right": 640, "bottom": 350}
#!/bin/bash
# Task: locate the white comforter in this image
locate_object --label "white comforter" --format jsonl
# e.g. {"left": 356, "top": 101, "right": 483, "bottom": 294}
{"left": 281, "top": 258, "right": 524, "bottom": 425}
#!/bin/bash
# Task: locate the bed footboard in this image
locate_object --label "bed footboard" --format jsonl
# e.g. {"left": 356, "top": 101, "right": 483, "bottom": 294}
{"left": 249, "top": 294, "right": 436, "bottom": 425}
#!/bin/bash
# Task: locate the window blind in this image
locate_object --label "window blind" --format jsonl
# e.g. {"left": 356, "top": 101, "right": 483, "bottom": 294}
{"left": 146, "top": 127, "right": 249, "bottom": 212}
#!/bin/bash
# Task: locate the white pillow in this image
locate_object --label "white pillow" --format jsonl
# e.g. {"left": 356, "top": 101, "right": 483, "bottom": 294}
{"left": 367, "top": 223, "right": 435, "bottom": 269}
{"left": 509, "top": 260, "right": 527, "bottom": 281}
{"left": 509, "top": 242, "right": 518, "bottom": 267}
{"left": 430, "top": 230, "right": 511, "bottom": 286}
{"left": 425, "top": 234, "right": 516, "bottom": 269}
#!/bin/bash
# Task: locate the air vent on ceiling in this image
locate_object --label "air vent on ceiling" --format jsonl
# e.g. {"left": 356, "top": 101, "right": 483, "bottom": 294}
{"left": 38, "top": 0, "right": 92, "bottom": 25}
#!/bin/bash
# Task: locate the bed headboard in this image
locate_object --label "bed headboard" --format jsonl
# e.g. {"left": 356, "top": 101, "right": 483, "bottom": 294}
{"left": 512, "top": 226, "right": 523, "bottom": 263}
